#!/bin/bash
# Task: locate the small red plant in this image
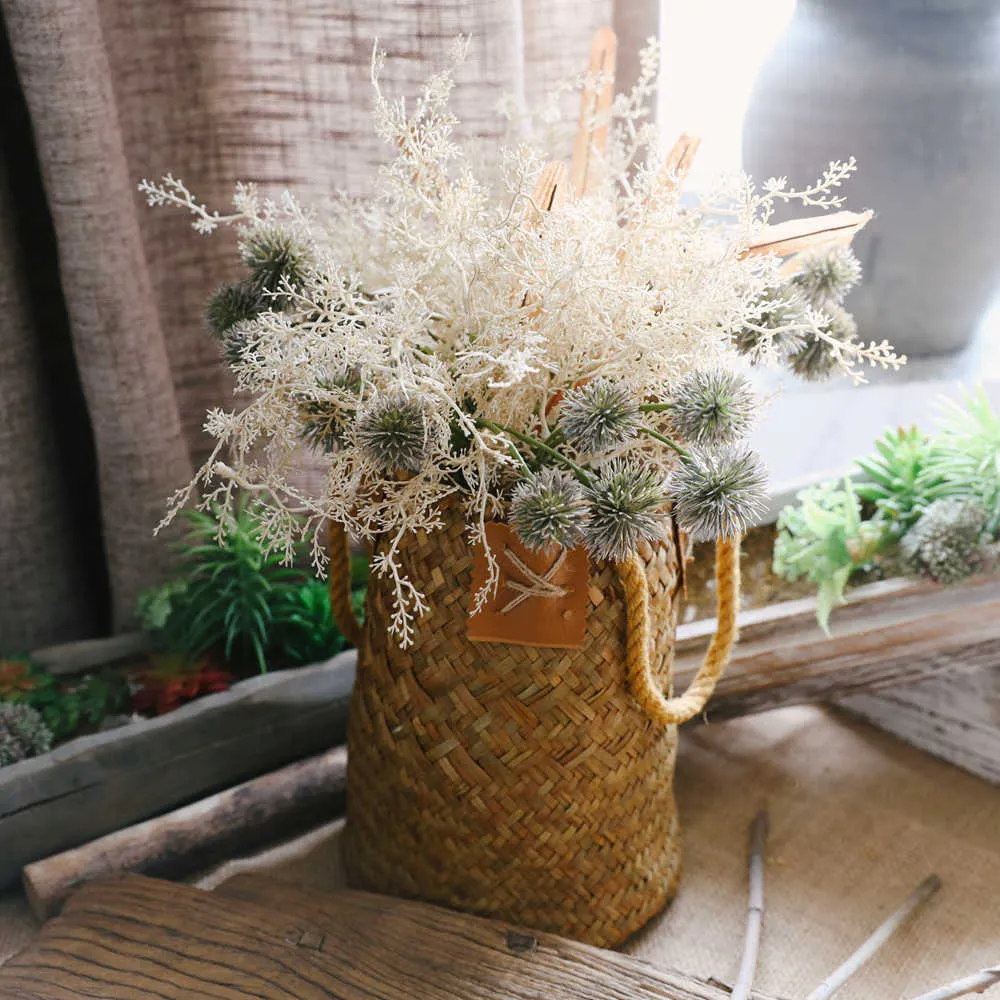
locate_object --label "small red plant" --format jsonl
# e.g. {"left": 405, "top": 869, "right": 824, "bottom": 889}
{"left": 0, "top": 660, "right": 40, "bottom": 700}
{"left": 131, "top": 653, "right": 232, "bottom": 717}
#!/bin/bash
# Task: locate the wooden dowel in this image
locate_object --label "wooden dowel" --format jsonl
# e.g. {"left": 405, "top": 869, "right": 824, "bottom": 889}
{"left": 23, "top": 746, "right": 348, "bottom": 921}
{"left": 731, "top": 810, "right": 769, "bottom": 1000}
{"left": 570, "top": 27, "right": 617, "bottom": 198}
{"left": 531, "top": 161, "right": 569, "bottom": 219}
{"left": 906, "top": 965, "right": 1000, "bottom": 1000}
{"left": 659, "top": 132, "right": 702, "bottom": 195}
{"left": 742, "top": 210, "right": 872, "bottom": 260}
{"left": 804, "top": 874, "right": 942, "bottom": 1000}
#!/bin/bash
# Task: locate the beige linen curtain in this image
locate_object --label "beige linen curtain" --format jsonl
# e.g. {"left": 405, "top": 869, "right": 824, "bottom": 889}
{"left": 0, "top": 0, "right": 658, "bottom": 649}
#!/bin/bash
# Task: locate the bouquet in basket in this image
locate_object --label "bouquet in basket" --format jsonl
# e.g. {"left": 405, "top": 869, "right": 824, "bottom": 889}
{"left": 141, "top": 35, "right": 899, "bottom": 648}
{"left": 141, "top": 30, "right": 904, "bottom": 950}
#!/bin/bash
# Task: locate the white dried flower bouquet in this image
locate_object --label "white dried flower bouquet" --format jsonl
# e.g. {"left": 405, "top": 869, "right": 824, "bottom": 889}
{"left": 141, "top": 37, "right": 902, "bottom": 645}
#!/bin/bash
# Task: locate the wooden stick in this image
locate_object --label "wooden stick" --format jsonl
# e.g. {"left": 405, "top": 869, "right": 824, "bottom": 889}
{"left": 22, "top": 746, "right": 348, "bottom": 920}
{"left": 906, "top": 966, "right": 1000, "bottom": 1000}
{"left": 731, "top": 810, "right": 770, "bottom": 1000}
{"left": 659, "top": 132, "right": 702, "bottom": 195}
{"left": 617, "top": 131, "right": 703, "bottom": 265}
{"left": 570, "top": 27, "right": 617, "bottom": 198}
{"left": 743, "top": 210, "right": 873, "bottom": 260}
{"left": 804, "top": 874, "right": 943, "bottom": 1000}
{"left": 530, "top": 161, "right": 569, "bottom": 219}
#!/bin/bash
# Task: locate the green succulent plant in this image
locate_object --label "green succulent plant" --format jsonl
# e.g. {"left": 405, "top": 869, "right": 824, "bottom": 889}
{"left": 0, "top": 702, "right": 53, "bottom": 766}
{"left": 138, "top": 497, "right": 366, "bottom": 675}
{"left": 775, "top": 388, "right": 1000, "bottom": 629}
{"left": 0, "top": 659, "right": 129, "bottom": 744}
{"left": 773, "top": 478, "right": 886, "bottom": 632}
{"left": 853, "top": 426, "right": 937, "bottom": 535}
{"left": 917, "top": 388, "right": 1000, "bottom": 530}
{"left": 900, "top": 498, "right": 991, "bottom": 585}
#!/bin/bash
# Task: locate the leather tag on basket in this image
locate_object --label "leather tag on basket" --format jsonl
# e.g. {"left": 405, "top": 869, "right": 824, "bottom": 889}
{"left": 467, "top": 522, "right": 589, "bottom": 648}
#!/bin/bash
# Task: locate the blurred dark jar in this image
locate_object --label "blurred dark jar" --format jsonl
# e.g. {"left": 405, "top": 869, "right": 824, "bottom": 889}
{"left": 742, "top": 0, "right": 1000, "bottom": 356}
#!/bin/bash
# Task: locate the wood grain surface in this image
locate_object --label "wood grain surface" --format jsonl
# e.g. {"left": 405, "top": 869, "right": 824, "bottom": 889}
{"left": 0, "top": 875, "right": 781, "bottom": 1000}
{"left": 838, "top": 665, "right": 1000, "bottom": 785}
{"left": 674, "top": 574, "right": 1000, "bottom": 720}
{"left": 23, "top": 748, "right": 348, "bottom": 920}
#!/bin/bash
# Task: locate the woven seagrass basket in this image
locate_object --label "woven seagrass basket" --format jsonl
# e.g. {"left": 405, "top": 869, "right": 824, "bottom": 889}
{"left": 330, "top": 511, "right": 739, "bottom": 948}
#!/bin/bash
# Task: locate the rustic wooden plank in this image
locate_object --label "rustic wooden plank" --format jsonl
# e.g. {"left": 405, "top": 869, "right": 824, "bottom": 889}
{"left": 22, "top": 748, "right": 348, "bottom": 920}
{"left": 0, "top": 875, "right": 782, "bottom": 999}
{"left": 674, "top": 575, "right": 1000, "bottom": 721}
{"left": 837, "top": 669, "right": 1000, "bottom": 786}
{"left": 30, "top": 632, "right": 152, "bottom": 677}
{"left": 0, "top": 652, "right": 355, "bottom": 891}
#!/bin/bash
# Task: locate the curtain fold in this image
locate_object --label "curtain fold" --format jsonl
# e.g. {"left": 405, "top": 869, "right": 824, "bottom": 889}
{"left": 0, "top": 0, "right": 624, "bottom": 647}
{"left": 3, "top": 0, "right": 194, "bottom": 634}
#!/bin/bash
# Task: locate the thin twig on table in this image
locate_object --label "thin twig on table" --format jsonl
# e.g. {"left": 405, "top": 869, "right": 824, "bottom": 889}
{"left": 905, "top": 965, "right": 1000, "bottom": 1000}
{"left": 804, "top": 874, "right": 942, "bottom": 1000}
{"left": 731, "top": 810, "right": 770, "bottom": 1000}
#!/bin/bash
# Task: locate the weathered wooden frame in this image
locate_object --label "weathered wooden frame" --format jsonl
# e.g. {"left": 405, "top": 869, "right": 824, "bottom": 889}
{"left": 675, "top": 573, "right": 1000, "bottom": 723}
{"left": 0, "top": 652, "right": 355, "bottom": 890}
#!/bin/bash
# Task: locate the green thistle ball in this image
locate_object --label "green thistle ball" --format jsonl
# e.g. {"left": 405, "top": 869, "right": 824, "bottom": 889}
{"left": 0, "top": 702, "right": 53, "bottom": 767}
{"left": 356, "top": 391, "right": 431, "bottom": 474}
{"left": 733, "top": 288, "right": 807, "bottom": 361}
{"left": 582, "top": 458, "right": 669, "bottom": 562}
{"left": 670, "top": 447, "right": 768, "bottom": 542}
{"left": 509, "top": 469, "right": 588, "bottom": 550}
{"left": 791, "top": 246, "right": 862, "bottom": 308}
{"left": 220, "top": 320, "right": 262, "bottom": 368}
{"left": 900, "top": 498, "right": 987, "bottom": 585}
{"left": 299, "top": 399, "right": 344, "bottom": 454}
{"left": 667, "top": 370, "right": 757, "bottom": 448}
{"left": 785, "top": 305, "right": 858, "bottom": 382}
{"left": 297, "top": 375, "right": 360, "bottom": 454}
{"left": 559, "top": 379, "right": 640, "bottom": 455}
{"left": 240, "top": 225, "right": 312, "bottom": 296}
{"left": 205, "top": 281, "right": 264, "bottom": 339}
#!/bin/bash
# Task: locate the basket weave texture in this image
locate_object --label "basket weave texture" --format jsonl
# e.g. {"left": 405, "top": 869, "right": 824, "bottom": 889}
{"left": 342, "top": 511, "right": 686, "bottom": 947}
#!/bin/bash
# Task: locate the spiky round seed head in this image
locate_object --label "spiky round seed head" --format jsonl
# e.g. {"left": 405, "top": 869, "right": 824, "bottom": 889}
{"left": 733, "top": 288, "right": 807, "bottom": 360}
{"left": 356, "top": 391, "right": 431, "bottom": 473}
{"left": 900, "top": 498, "right": 987, "bottom": 585}
{"left": 205, "top": 281, "right": 264, "bottom": 339}
{"left": 670, "top": 447, "right": 768, "bottom": 542}
{"left": 666, "top": 369, "right": 757, "bottom": 448}
{"left": 296, "top": 374, "right": 359, "bottom": 454}
{"left": 509, "top": 469, "right": 588, "bottom": 550}
{"left": 299, "top": 400, "right": 343, "bottom": 454}
{"left": 0, "top": 702, "right": 53, "bottom": 767}
{"left": 220, "top": 320, "right": 261, "bottom": 368}
{"left": 559, "top": 378, "right": 641, "bottom": 455}
{"left": 240, "top": 225, "right": 311, "bottom": 295}
{"left": 582, "top": 458, "right": 669, "bottom": 563}
{"left": 785, "top": 305, "right": 858, "bottom": 382}
{"left": 791, "top": 246, "right": 862, "bottom": 308}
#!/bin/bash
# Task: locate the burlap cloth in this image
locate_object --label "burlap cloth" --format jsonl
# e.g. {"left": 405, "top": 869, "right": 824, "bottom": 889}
{"left": 2, "top": 705, "right": 998, "bottom": 997}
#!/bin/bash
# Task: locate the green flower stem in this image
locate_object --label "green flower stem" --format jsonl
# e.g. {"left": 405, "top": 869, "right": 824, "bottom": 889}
{"left": 639, "top": 426, "right": 690, "bottom": 458}
{"left": 478, "top": 419, "right": 593, "bottom": 484}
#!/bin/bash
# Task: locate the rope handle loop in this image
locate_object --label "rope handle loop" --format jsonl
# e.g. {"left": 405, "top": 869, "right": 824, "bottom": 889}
{"left": 328, "top": 520, "right": 365, "bottom": 648}
{"left": 620, "top": 536, "right": 741, "bottom": 726}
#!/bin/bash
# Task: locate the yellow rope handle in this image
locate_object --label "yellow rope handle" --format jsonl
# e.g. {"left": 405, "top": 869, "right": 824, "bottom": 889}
{"left": 328, "top": 520, "right": 365, "bottom": 648}
{"left": 620, "top": 537, "right": 741, "bottom": 726}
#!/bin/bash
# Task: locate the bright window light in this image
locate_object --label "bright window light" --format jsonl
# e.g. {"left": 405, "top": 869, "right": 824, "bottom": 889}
{"left": 658, "top": 0, "right": 797, "bottom": 182}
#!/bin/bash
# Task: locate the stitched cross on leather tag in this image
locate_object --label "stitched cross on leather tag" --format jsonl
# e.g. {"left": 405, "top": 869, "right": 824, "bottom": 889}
{"left": 467, "top": 522, "right": 589, "bottom": 649}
